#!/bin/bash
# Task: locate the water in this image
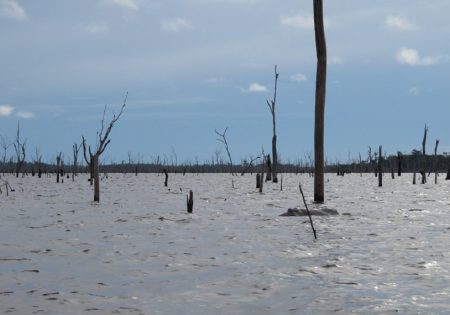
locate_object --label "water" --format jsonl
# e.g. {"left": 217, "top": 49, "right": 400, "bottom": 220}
{"left": 0, "top": 173, "right": 449, "bottom": 314}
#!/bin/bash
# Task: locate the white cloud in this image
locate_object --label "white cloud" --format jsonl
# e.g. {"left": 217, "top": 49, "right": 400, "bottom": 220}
{"left": 407, "top": 87, "right": 420, "bottom": 96}
{"left": 329, "top": 57, "right": 343, "bottom": 65}
{"left": 385, "top": 15, "right": 418, "bottom": 31}
{"left": 161, "top": 18, "right": 193, "bottom": 33}
{"left": 281, "top": 14, "right": 314, "bottom": 29}
{"left": 16, "top": 111, "right": 34, "bottom": 119}
{"left": 107, "top": 0, "right": 138, "bottom": 11}
{"left": 0, "top": 105, "right": 14, "bottom": 117}
{"left": 281, "top": 14, "right": 329, "bottom": 29}
{"left": 291, "top": 73, "right": 307, "bottom": 82}
{"left": 0, "top": 0, "right": 27, "bottom": 20}
{"left": 85, "top": 23, "right": 109, "bottom": 34}
{"left": 396, "top": 47, "right": 440, "bottom": 66}
{"left": 242, "top": 83, "right": 267, "bottom": 92}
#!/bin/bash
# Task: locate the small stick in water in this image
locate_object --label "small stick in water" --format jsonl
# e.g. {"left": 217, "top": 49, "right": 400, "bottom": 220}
{"left": 299, "top": 183, "right": 317, "bottom": 240}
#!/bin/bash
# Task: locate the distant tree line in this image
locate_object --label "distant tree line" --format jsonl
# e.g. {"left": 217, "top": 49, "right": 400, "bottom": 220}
{"left": 1, "top": 151, "right": 448, "bottom": 176}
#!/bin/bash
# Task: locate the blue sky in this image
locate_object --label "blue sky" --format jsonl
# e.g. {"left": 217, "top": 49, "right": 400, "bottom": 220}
{"left": 1, "top": 0, "right": 450, "bottom": 165}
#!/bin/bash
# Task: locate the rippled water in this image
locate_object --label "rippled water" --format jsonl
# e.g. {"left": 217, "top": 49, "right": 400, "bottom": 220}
{"left": 1, "top": 173, "right": 450, "bottom": 314}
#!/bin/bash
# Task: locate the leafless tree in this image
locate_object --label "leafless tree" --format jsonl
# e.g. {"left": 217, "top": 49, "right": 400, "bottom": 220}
{"left": 266, "top": 65, "right": 279, "bottom": 183}
{"left": 82, "top": 94, "right": 127, "bottom": 202}
{"left": 378, "top": 145, "right": 382, "bottom": 187}
{"left": 313, "top": 0, "right": 327, "bottom": 202}
{"left": 82, "top": 136, "right": 94, "bottom": 185}
{"left": 421, "top": 124, "right": 428, "bottom": 184}
{"left": 72, "top": 142, "right": 81, "bottom": 181}
{"left": 56, "top": 152, "right": 62, "bottom": 183}
{"left": 434, "top": 139, "right": 439, "bottom": 184}
{"left": 14, "top": 121, "right": 26, "bottom": 178}
{"left": 0, "top": 135, "right": 10, "bottom": 174}
{"left": 33, "top": 147, "right": 43, "bottom": 178}
{"left": 215, "top": 127, "right": 234, "bottom": 175}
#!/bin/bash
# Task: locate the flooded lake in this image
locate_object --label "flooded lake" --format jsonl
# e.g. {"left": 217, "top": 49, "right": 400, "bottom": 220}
{"left": 1, "top": 173, "right": 449, "bottom": 314}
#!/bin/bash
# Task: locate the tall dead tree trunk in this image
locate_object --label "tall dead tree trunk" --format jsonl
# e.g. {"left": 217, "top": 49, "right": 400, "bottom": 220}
{"left": 378, "top": 145, "right": 382, "bottom": 187}
{"left": 267, "top": 65, "right": 279, "bottom": 183}
{"left": 14, "top": 121, "right": 26, "bottom": 178}
{"left": 56, "top": 152, "right": 62, "bottom": 183}
{"left": 434, "top": 139, "right": 439, "bottom": 184}
{"left": 82, "top": 94, "right": 127, "bottom": 202}
{"left": 421, "top": 125, "right": 428, "bottom": 184}
{"left": 397, "top": 152, "right": 403, "bottom": 176}
{"left": 73, "top": 142, "right": 81, "bottom": 181}
{"left": 82, "top": 137, "right": 94, "bottom": 185}
{"left": 313, "top": 0, "right": 327, "bottom": 203}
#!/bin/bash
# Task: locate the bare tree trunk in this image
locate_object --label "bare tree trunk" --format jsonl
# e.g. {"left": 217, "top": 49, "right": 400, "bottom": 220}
{"left": 56, "top": 153, "right": 61, "bottom": 183}
{"left": 266, "top": 154, "right": 272, "bottom": 181}
{"left": 187, "top": 190, "right": 193, "bottom": 213}
{"left": 434, "top": 139, "right": 439, "bottom": 184}
{"left": 164, "top": 168, "right": 168, "bottom": 187}
{"left": 378, "top": 145, "right": 382, "bottom": 187}
{"left": 397, "top": 152, "right": 403, "bottom": 176}
{"left": 267, "top": 65, "right": 279, "bottom": 183}
{"left": 14, "top": 122, "right": 26, "bottom": 178}
{"left": 93, "top": 154, "right": 100, "bottom": 202}
{"left": 421, "top": 125, "right": 428, "bottom": 184}
{"left": 215, "top": 127, "right": 234, "bottom": 175}
{"left": 313, "top": 0, "right": 327, "bottom": 203}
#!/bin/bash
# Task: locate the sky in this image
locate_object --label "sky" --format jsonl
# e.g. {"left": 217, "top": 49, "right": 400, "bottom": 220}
{"left": 1, "top": 0, "right": 450, "bottom": 165}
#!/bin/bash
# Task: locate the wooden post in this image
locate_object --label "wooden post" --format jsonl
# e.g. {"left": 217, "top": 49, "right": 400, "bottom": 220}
{"left": 187, "top": 190, "right": 193, "bottom": 213}
{"left": 313, "top": 0, "right": 327, "bottom": 203}
{"left": 378, "top": 145, "right": 382, "bottom": 187}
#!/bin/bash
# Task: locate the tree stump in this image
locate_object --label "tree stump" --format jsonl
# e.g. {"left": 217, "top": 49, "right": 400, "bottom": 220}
{"left": 187, "top": 190, "right": 193, "bottom": 213}
{"left": 164, "top": 169, "right": 168, "bottom": 187}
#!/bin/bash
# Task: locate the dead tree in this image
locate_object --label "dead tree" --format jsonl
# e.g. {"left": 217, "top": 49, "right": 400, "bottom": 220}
{"left": 33, "top": 147, "right": 43, "bottom": 178}
{"left": 56, "top": 152, "right": 62, "bottom": 183}
{"left": 163, "top": 168, "right": 168, "bottom": 187}
{"left": 266, "top": 65, "right": 279, "bottom": 183}
{"left": 378, "top": 145, "right": 382, "bottom": 187}
{"left": 72, "top": 142, "right": 81, "bottom": 181}
{"left": 259, "top": 153, "right": 266, "bottom": 193}
{"left": 421, "top": 125, "right": 428, "bottom": 184}
{"left": 434, "top": 139, "right": 439, "bottom": 184}
{"left": 266, "top": 154, "right": 272, "bottom": 181}
{"left": 241, "top": 156, "right": 260, "bottom": 176}
{"left": 14, "top": 121, "right": 26, "bottom": 178}
{"left": 82, "top": 94, "right": 127, "bottom": 202}
{"left": 215, "top": 127, "right": 234, "bottom": 175}
{"left": 313, "top": 0, "right": 327, "bottom": 203}
{"left": 0, "top": 135, "right": 10, "bottom": 174}
{"left": 82, "top": 136, "right": 94, "bottom": 185}
{"left": 397, "top": 152, "right": 403, "bottom": 176}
